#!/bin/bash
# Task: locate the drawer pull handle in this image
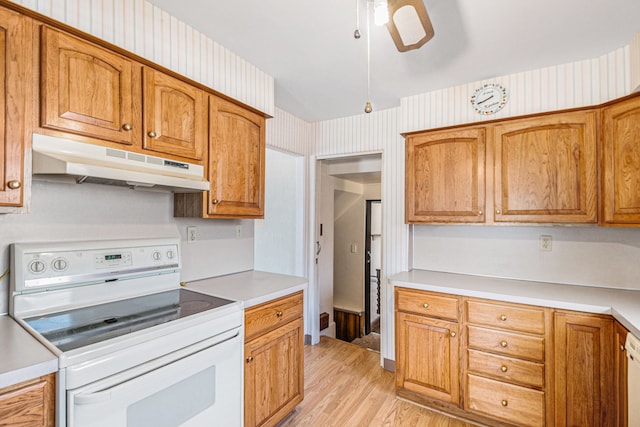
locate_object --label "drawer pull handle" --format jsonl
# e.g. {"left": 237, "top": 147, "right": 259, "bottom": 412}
{"left": 500, "top": 340, "right": 508, "bottom": 348}
{"left": 501, "top": 400, "right": 508, "bottom": 407}
{"left": 276, "top": 311, "right": 284, "bottom": 317}
{"left": 501, "top": 365, "right": 508, "bottom": 373}
{"left": 450, "top": 331, "right": 456, "bottom": 338}
{"left": 422, "top": 303, "right": 429, "bottom": 309}
{"left": 246, "top": 356, "right": 254, "bottom": 363}
{"left": 500, "top": 314, "right": 507, "bottom": 321}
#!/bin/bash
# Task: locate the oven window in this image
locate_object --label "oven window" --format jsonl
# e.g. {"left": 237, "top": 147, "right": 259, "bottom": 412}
{"left": 127, "top": 367, "right": 216, "bottom": 427}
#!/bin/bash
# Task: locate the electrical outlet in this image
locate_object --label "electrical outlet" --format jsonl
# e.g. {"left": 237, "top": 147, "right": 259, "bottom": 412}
{"left": 235, "top": 225, "right": 242, "bottom": 239}
{"left": 540, "top": 235, "right": 552, "bottom": 252}
{"left": 187, "top": 226, "right": 197, "bottom": 244}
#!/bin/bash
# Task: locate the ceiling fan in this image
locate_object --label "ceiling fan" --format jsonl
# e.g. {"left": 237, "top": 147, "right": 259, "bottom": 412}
{"left": 376, "top": 0, "right": 435, "bottom": 52}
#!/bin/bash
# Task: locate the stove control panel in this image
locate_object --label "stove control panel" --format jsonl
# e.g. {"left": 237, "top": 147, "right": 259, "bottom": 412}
{"left": 11, "top": 238, "right": 181, "bottom": 293}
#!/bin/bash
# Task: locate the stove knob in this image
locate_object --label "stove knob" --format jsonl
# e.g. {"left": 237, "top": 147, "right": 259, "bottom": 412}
{"left": 152, "top": 251, "right": 162, "bottom": 261}
{"left": 52, "top": 258, "right": 69, "bottom": 272}
{"left": 166, "top": 250, "right": 175, "bottom": 259}
{"left": 29, "top": 260, "right": 46, "bottom": 274}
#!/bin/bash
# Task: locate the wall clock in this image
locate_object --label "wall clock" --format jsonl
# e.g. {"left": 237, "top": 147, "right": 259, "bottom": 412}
{"left": 470, "top": 83, "right": 509, "bottom": 115}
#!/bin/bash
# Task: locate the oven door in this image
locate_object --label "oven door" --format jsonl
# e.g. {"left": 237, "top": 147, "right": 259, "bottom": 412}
{"left": 66, "top": 329, "right": 242, "bottom": 427}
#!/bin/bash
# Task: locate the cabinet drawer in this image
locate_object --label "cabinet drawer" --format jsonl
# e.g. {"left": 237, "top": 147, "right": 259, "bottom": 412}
{"left": 467, "top": 300, "right": 545, "bottom": 334}
{"left": 467, "top": 325, "right": 544, "bottom": 362}
{"left": 466, "top": 374, "right": 544, "bottom": 427}
{"left": 245, "top": 291, "right": 303, "bottom": 341}
{"left": 468, "top": 349, "right": 544, "bottom": 388}
{"left": 396, "top": 288, "right": 459, "bottom": 320}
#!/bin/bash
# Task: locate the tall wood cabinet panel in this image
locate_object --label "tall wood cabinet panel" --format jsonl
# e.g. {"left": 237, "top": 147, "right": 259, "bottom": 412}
{"left": 40, "top": 27, "right": 140, "bottom": 146}
{"left": 244, "top": 292, "right": 304, "bottom": 427}
{"left": 142, "top": 68, "right": 206, "bottom": 161}
{"left": 492, "top": 111, "right": 598, "bottom": 223}
{"left": 614, "top": 321, "right": 628, "bottom": 427}
{"left": 395, "top": 288, "right": 460, "bottom": 406}
{"left": 207, "top": 95, "right": 265, "bottom": 218}
{"left": 0, "top": 374, "right": 55, "bottom": 427}
{"left": 602, "top": 95, "right": 640, "bottom": 225}
{"left": 554, "top": 311, "right": 615, "bottom": 427}
{"left": 405, "top": 127, "right": 486, "bottom": 223}
{"left": 0, "top": 7, "right": 33, "bottom": 209}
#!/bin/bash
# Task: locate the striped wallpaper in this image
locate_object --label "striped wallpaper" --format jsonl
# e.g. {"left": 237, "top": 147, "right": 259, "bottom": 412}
{"left": 633, "top": 32, "right": 640, "bottom": 91}
{"left": 266, "top": 107, "right": 312, "bottom": 156}
{"left": 10, "top": 0, "right": 275, "bottom": 116}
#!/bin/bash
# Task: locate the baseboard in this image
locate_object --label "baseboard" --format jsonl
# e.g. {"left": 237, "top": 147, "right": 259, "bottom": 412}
{"left": 319, "top": 322, "right": 336, "bottom": 338}
{"left": 383, "top": 358, "right": 395, "bottom": 372}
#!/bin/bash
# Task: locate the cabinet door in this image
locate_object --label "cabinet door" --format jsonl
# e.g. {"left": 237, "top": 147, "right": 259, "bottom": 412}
{"left": 493, "top": 111, "right": 597, "bottom": 223}
{"left": 602, "top": 96, "right": 640, "bottom": 225}
{"left": 614, "top": 321, "right": 628, "bottom": 427}
{"left": 0, "top": 8, "right": 32, "bottom": 208}
{"left": 554, "top": 312, "right": 615, "bottom": 427}
{"left": 208, "top": 95, "right": 265, "bottom": 218}
{"left": 0, "top": 374, "right": 55, "bottom": 427}
{"left": 395, "top": 311, "right": 460, "bottom": 404}
{"left": 244, "top": 318, "right": 303, "bottom": 427}
{"left": 405, "top": 128, "right": 485, "bottom": 223}
{"left": 142, "top": 68, "right": 206, "bottom": 161}
{"left": 40, "top": 27, "right": 139, "bottom": 146}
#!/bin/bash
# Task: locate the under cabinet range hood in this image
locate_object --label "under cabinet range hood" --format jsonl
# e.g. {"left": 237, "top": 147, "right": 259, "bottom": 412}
{"left": 32, "top": 134, "right": 210, "bottom": 192}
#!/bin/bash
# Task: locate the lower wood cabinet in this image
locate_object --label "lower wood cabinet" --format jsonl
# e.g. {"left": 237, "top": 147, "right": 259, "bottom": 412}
{"left": 0, "top": 373, "right": 55, "bottom": 427}
{"left": 395, "top": 287, "right": 627, "bottom": 427}
{"left": 244, "top": 291, "right": 304, "bottom": 427}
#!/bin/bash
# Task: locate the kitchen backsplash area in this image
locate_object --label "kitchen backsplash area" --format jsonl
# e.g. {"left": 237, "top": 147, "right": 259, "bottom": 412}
{"left": 0, "top": 180, "right": 254, "bottom": 314}
{"left": 413, "top": 224, "right": 640, "bottom": 290}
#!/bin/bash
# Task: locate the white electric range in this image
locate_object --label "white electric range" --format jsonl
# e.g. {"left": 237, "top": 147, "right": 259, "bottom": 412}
{"left": 9, "top": 238, "right": 243, "bottom": 427}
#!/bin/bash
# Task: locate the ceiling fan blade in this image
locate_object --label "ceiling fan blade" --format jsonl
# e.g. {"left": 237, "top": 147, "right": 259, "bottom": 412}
{"left": 386, "top": 0, "right": 435, "bottom": 52}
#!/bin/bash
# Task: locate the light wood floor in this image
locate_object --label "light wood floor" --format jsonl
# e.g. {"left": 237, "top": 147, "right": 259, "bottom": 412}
{"left": 277, "top": 336, "right": 478, "bottom": 427}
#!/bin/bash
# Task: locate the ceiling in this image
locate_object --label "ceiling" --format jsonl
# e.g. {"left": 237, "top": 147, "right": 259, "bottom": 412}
{"left": 147, "top": 0, "right": 640, "bottom": 122}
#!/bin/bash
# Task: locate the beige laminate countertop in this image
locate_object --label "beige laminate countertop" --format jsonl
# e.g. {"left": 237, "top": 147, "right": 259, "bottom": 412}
{"left": 390, "top": 269, "right": 640, "bottom": 339}
{"left": 186, "top": 270, "right": 308, "bottom": 308}
{"left": 0, "top": 315, "right": 58, "bottom": 389}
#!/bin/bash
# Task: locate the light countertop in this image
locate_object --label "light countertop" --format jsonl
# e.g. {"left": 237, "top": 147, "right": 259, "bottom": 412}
{"left": 186, "top": 270, "right": 308, "bottom": 308}
{"left": 0, "top": 315, "right": 58, "bottom": 389}
{"left": 389, "top": 270, "right": 640, "bottom": 339}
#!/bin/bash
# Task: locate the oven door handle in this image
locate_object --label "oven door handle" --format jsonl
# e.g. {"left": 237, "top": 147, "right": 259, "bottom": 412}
{"left": 75, "top": 389, "right": 113, "bottom": 405}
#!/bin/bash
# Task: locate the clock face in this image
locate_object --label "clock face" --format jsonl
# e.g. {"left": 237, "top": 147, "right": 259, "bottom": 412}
{"left": 470, "top": 83, "right": 508, "bottom": 115}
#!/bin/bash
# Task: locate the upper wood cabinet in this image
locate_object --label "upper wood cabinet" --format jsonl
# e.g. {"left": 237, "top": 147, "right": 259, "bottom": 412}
{"left": 0, "top": 7, "right": 33, "bottom": 209}
{"left": 405, "top": 127, "right": 485, "bottom": 223}
{"left": 142, "top": 68, "right": 207, "bottom": 161}
{"left": 602, "top": 95, "right": 640, "bottom": 226}
{"left": 405, "top": 109, "right": 599, "bottom": 224}
{"left": 208, "top": 95, "right": 265, "bottom": 217}
{"left": 493, "top": 111, "right": 598, "bottom": 223}
{"left": 40, "top": 27, "right": 141, "bottom": 147}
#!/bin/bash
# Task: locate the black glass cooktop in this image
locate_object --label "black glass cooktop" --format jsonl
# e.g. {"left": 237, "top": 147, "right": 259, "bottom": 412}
{"left": 25, "top": 289, "right": 233, "bottom": 352}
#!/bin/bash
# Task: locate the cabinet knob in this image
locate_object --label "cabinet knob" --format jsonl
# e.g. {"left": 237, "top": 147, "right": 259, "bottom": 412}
{"left": 147, "top": 131, "right": 157, "bottom": 138}
{"left": 500, "top": 340, "right": 508, "bottom": 348}
{"left": 422, "top": 303, "right": 429, "bottom": 309}
{"left": 276, "top": 311, "right": 284, "bottom": 318}
{"left": 496, "top": 209, "right": 501, "bottom": 214}
{"left": 478, "top": 210, "right": 483, "bottom": 216}
{"left": 450, "top": 331, "right": 456, "bottom": 338}
{"left": 7, "top": 180, "right": 21, "bottom": 189}
{"left": 501, "top": 400, "right": 508, "bottom": 407}
{"left": 500, "top": 314, "right": 507, "bottom": 321}
{"left": 621, "top": 344, "right": 625, "bottom": 351}
{"left": 246, "top": 356, "right": 254, "bottom": 363}
{"left": 122, "top": 123, "right": 133, "bottom": 131}
{"left": 501, "top": 365, "right": 508, "bottom": 373}
{"left": 212, "top": 199, "right": 219, "bottom": 205}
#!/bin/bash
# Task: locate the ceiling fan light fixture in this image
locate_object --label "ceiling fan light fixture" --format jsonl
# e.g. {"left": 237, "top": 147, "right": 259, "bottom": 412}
{"left": 373, "top": 0, "right": 389, "bottom": 26}
{"left": 386, "top": 0, "right": 434, "bottom": 52}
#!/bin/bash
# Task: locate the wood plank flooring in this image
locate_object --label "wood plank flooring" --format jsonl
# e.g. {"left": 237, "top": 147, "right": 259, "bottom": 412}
{"left": 277, "top": 336, "right": 478, "bottom": 427}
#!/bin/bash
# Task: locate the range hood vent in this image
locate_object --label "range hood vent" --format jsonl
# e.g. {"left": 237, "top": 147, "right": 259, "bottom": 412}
{"left": 32, "top": 134, "right": 210, "bottom": 193}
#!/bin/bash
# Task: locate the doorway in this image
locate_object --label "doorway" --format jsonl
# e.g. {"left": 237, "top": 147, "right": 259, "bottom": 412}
{"left": 314, "top": 153, "right": 382, "bottom": 352}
